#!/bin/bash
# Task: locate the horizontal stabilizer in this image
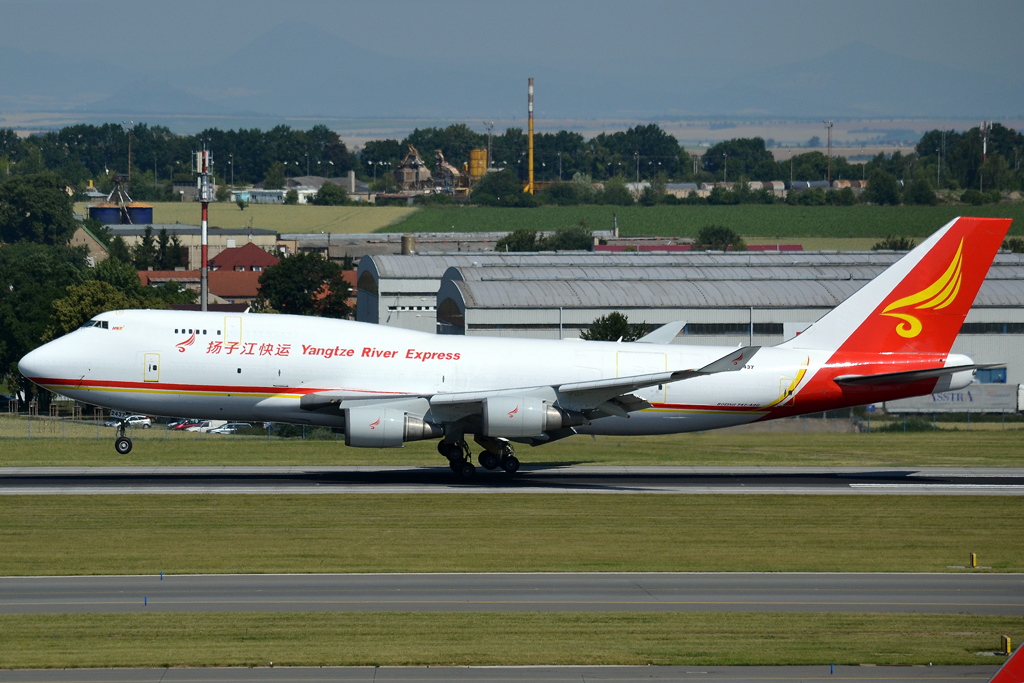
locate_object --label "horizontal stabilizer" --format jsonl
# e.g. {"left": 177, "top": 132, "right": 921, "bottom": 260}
{"left": 833, "top": 364, "right": 1001, "bottom": 387}
{"left": 990, "top": 642, "right": 1024, "bottom": 683}
{"left": 634, "top": 321, "right": 686, "bottom": 345}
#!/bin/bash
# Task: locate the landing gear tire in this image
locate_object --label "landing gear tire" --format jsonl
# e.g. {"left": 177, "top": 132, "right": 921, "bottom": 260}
{"left": 459, "top": 462, "right": 476, "bottom": 477}
{"left": 500, "top": 455, "right": 520, "bottom": 473}
{"left": 478, "top": 452, "right": 500, "bottom": 470}
{"left": 449, "top": 460, "right": 461, "bottom": 473}
{"left": 115, "top": 436, "right": 133, "bottom": 455}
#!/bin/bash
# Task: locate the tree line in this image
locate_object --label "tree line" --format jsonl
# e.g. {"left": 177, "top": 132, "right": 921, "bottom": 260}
{"left": 2, "top": 120, "right": 1020, "bottom": 200}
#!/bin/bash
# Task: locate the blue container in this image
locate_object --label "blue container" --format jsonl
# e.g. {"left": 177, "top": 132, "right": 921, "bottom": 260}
{"left": 89, "top": 204, "right": 121, "bottom": 224}
{"left": 126, "top": 203, "right": 153, "bottom": 224}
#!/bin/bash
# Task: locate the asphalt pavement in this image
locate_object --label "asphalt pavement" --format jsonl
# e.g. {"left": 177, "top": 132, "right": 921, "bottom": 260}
{"left": 1, "top": 572, "right": 1020, "bottom": 615}
{"left": 1, "top": 465, "right": 1023, "bottom": 495}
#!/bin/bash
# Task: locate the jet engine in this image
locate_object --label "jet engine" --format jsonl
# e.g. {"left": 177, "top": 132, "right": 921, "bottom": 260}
{"left": 481, "top": 397, "right": 574, "bottom": 438}
{"left": 344, "top": 406, "right": 443, "bottom": 448}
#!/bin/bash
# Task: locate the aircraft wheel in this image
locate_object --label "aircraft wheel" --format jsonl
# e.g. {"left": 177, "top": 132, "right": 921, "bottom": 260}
{"left": 459, "top": 462, "right": 476, "bottom": 478}
{"left": 115, "top": 436, "right": 133, "bottom": 455}
{"left": 479, "top": 452, "right": 500, "bottom": 470}
{"left": 449, "top": 460, "right": 461, "bottom": 473}
{"left": 501, "top": 456, "right": 520, "bottom": 473}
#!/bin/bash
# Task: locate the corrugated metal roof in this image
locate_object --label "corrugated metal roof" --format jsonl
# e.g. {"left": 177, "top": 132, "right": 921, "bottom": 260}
{"left": 446, "top": 278, "right": 1024, "bottom": 310}
{"left": 372, "top": 251, "right": 1024, "bottom": 277}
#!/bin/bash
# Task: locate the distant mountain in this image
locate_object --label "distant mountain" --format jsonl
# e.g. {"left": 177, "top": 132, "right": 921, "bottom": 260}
{"left": 1, "top": 30, "right": 1019, "bottom": 122}
{"left": 81, "top": 78, "right": 231, "bottom": 115}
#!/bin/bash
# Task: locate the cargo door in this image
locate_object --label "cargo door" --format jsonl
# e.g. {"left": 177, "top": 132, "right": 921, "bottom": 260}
{"left": 144, "top": 353, "right": 160, "bottom": 382}
{"left": 224, "top": 316, "right": 242, "bottom": 344}
{"left": 616, "top": 351, "right": 667, "bottom": 403}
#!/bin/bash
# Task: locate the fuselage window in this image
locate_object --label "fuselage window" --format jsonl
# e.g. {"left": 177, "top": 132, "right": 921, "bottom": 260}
{"left": 174, "top": 329, "right": 178, "bottom": 334}
{"left": 203, "top": 329, "right": 207, "bottom": 335}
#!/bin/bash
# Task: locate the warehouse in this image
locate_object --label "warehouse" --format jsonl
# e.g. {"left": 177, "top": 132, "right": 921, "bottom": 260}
{"left": 360, "top": 251, "right": 1024, "bottom": 384}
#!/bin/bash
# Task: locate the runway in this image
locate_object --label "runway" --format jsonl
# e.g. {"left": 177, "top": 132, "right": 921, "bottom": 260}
{"left": 1, "top": 466, "right": 1023, "bottom": 495}
{"left": 1, "top": 572, "right": 1020, "bottom": 615}
{"left": 0, "top": 665, "right": 1004, "bottom": 683}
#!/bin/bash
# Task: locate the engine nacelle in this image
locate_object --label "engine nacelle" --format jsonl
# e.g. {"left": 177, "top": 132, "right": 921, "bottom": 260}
{"left": 934, "top": 369, "right": 977, "bottom": 392}
{"left": 482, "top": 397, "right": 565, "bottom": 438}
{"left": 344, "top": 406, "right": 442, "bottom": 448}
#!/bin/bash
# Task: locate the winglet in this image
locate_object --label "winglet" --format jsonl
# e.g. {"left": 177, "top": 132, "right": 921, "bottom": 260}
{"left": 694, "top": 346, "right": 759, "bottom": 374}
{"left": 635, "top": 321, "right": 686, "bottom": 345}
{"left": 990, "top": 641, "right": 1024, "bottom": 683}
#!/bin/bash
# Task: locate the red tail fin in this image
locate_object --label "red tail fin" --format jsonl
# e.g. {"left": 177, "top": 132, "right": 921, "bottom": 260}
{"left": 990, "top": 641, "right": 1023, "bottom": 683}
{"left": 784, "top": 217, "right": 1011, "bottom": 356}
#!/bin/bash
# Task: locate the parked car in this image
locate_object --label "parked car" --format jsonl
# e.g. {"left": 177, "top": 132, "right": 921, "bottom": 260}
{"left": 103, "top": 415, "right": 152, "bottom": 429}
{"left": 0, "top": 394, "right": 15, "bottom": 411}
{"left": 185, "top": 420, "right": 227, "bottom": 433}
{"left": 207, "top": 422, "right": 253, "bottom": 435}
{"left": 168, "top": 418, "right": 200, "bottom": 430}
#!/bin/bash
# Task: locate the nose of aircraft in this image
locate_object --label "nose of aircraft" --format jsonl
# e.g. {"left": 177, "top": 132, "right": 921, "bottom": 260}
{"left": 18, "top": 342, "right": 58, "bottom": 381}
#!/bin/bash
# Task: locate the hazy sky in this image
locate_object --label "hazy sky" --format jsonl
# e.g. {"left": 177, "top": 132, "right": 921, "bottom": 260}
{"left": 1, "top": 0, "right": 1022, "bottom": 122}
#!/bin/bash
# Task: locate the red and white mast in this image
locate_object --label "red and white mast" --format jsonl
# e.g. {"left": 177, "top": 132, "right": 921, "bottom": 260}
{"left": 195, "top": 149, "right": 214, "bottom": 311}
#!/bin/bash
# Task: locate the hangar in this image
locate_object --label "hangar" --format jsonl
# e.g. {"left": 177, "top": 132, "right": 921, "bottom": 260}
{"left": 359, "top": 251, "right": 1024, "bottom": 384}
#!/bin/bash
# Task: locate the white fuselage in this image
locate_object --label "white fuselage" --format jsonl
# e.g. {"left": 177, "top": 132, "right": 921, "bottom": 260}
{"left": 22, "top": 309, "right": 835, "bottom": 436}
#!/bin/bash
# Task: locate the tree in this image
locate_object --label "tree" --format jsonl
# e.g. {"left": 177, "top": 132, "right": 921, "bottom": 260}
{"left": 471, "top": 169, "right": 537, "bottom": 207}
{"left": 597, "top": 177, "right": 634, "bottom": 206}
{"left": 494, "top": 230, "right": 539, "bottom": 252}
{"left": 872, "top": 235, "right": 916, "bottom": 251}
{"left": 132, "top": 226, "right": 158, "bottom": 270}
{"left": 1003, "top": 238, "right": 1024, "bottom": 253}
{"left": 580, "top": 312, "right": 651, "bottom": 342}
{"left": 864, "top": 169, "right": 901, "bottom": 205}
{"left": 0, "top": 243, "right": 88, "bottom": 402}
{"left": 93, "top": 257, "right": 145, "bottom": 297}
{"left": 107, "top": 236, "right": 132, "bottom": 262}
{"left": 904, "top": 179, "right": 938, "bottom": 205}
{"left": 46, "top": 281, "right": 137, "bottom": 340}
{"left": 284, "top": 189, "right": 299, "bottom": 205}
{"left": 263, "top": 162, "right": 286, "bottom": 190}
{"left": 539, "top": 182, "right": 581, "bottom": 206}
{"left": 694, "top": 225, "right": 746, "bottom": 251}
{"left": 215, "top": 183, "right": 230, "bottom": 202}
{"left": 543, "top": 221, "right": 593, "bottom": 251}
{"left": 0, "top": 173, "right": 77, "bottom": 245}
{"left": 255, "top": 252, "right": 353, "bottom": 318}
{"left": 312, "top": 182, "right": 349, "bottom": 206}
{"left": 236, "top": 199, "right": 248, "bottom": 211}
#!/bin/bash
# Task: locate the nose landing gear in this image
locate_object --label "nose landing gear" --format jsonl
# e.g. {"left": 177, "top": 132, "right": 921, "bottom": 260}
{"left": 114, "top": 420, "right": 133, "bottom": 455}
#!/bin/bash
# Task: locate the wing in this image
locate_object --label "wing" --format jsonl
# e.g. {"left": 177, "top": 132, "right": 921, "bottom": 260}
{"left": 429, "top": 346, "right": 760, "bottom": 420}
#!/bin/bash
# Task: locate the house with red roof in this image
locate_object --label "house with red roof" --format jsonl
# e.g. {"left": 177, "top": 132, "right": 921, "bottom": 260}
{"left": 209, "top": 242, "right": 280, "bottom": 273}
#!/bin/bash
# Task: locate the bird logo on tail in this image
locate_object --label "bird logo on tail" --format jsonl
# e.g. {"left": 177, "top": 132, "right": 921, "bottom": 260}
{"left": 880, "top": 239, "right": 963, "bottom": 338}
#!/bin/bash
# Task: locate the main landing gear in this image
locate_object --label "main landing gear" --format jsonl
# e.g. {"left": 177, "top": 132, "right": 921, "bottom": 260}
{"left": 114, "top": 420, "right": 132, "bottom": 455}
{"left": 438, "top": 437, "right": 521, "bottom": 478}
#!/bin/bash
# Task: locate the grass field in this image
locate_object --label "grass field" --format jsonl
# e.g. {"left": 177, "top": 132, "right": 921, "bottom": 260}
{"left": 1, "top": 495, "right": 1019, "bottom": 575}
{"left": 2, "top": 426, "right": 1021, "bottom": 467}
{"left": 0, "top": 611, "right": 1019, "bottom": 668}
{"left": 388, "top": 204, "right": 1024, "bottom": 239}
{"left": 74, "top": 201, "right": 417, "bottom": 234}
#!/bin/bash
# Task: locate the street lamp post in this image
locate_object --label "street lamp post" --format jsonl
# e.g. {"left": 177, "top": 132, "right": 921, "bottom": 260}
{"left": 634, "top": 152, "right": 640, "bottom": 183}
{"left": 723, "top": 153, "right": 728, "bottom": 183}
{"left": 229, "top": 154, "right": 234, "bottom": 188}
{"left": 305, "top": 153, "right": 309, "bottom": 177}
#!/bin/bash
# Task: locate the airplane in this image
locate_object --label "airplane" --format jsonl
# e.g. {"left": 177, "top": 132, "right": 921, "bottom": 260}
{"left": 18, "top": 216, "right": 1011, "bottom": 476}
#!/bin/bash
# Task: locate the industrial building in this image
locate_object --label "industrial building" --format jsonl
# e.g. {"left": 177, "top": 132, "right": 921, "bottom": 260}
{"left": 357, "top": 251, "right": 1024, "bottom": 385}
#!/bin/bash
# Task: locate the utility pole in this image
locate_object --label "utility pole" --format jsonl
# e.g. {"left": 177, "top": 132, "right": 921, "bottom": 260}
{"left": 936, "top": 148, "right": 941, "bottom": 188}
{"left": 483, "top": 121, "right": 494, "bottom": 170}
{"left": 723, "top": 152, "right": 728, "bottom": 183}
{"left": 525, "top": 78, "right": 534, "bottom": 194}
{"left": 123, "top": 120, "right": 133, "bottom": 183}
{"left": 635, "top": 152, "right": 640, "bottom": 183}
{"left": 196, "top": 149, "right": 213, "bottom": 312}
{"left": 823, "top": 120, "right": 833, "bottom": 183}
